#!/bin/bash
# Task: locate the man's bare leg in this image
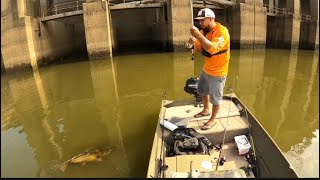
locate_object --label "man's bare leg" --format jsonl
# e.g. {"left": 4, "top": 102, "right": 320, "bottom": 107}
{"left": 204, "top": 104, "right": 220, "bottom": 126}
{"left": 199, "top": 95, "right": 210, "bottom": 115}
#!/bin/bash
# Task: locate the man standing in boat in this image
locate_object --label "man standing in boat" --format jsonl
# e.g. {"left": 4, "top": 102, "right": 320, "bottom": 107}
{"left": 189, "top": 8, "right": 230, "bottom": 130}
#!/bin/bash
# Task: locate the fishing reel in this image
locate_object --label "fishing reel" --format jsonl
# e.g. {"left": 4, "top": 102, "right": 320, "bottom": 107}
{"left": 184, "top": 77, "right": 202, "bottom": 107}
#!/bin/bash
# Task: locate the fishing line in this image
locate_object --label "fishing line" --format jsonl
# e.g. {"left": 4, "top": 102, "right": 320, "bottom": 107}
{"left": 215, "top": 76, "right": 238, "bottom": 171}
{"left": 250, "top": 2, "right": 256, "bottom": 93}
{"left": 229, "top": 88, "right": 259, "bottom": 177}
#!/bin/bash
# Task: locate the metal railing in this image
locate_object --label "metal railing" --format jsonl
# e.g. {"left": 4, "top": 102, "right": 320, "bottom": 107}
{"left": 263, "top": 3, "right": 317, "bottom": 22}
{"left": 300, "top": 14, "right": 312, "bottom": 21}
{"left": 263, "top": 4, "right": 286, "bottom": 15}
{"left": 109, "top": 0, "right": 167, "bottom": 6}
{"left": 42, "top": 0, "right": 86, "bottom": 17}
{"left": 42, "top": 0, "right": 167, "bottom": 16}
{"left": 193, "top": 0, "right": 235, "bottom": 6}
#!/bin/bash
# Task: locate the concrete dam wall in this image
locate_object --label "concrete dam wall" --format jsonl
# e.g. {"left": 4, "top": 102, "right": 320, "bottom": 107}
{"left": 1, "top": 0, "right": 87, "bottom": 71}
{"left": 1, "top": 0, "right": 319, "bottom": 72}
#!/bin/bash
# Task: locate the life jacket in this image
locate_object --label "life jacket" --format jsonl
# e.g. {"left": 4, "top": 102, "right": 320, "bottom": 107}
{"left": 201, "top": 30, "right": 228, "bottom": 58}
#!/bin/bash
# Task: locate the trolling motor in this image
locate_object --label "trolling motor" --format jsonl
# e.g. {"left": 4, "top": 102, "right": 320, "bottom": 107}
{"left": 184, "top": 77, "right": 202, "bottom": 107}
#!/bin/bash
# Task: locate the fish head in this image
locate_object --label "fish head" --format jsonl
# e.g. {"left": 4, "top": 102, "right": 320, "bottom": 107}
{"left": 97, "top": 145, "right": 115, "bottom": 152}
{"left": 98, "top": 149, "right": 111, "bottom": 156}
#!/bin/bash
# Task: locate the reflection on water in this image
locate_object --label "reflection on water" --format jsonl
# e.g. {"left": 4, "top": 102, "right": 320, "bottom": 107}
{"left": 284, "top": 129, "right": 319, "bottom": 178}
{"left": 1, "top": 50, "right": 319, "bottom": 178}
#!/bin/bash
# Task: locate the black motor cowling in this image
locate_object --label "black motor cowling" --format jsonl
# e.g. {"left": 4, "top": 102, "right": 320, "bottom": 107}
{"left": 184, "top": 77, "right": 202, "bottom": 102}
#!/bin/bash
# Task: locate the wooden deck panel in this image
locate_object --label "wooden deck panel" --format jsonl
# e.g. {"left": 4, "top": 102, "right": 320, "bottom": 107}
{"left": 163, "top": 99, "right": 241, "bottom": 122}
{"left": 194, "top": 116, "right": 250, "bottom": 144}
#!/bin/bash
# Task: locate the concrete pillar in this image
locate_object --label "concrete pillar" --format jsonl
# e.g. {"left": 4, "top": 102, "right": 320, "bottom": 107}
{"left": 268, "top": 0, "right": 274, "bottom": 14}
{"left": 17, "top": 0, "right": 26, "bottom": 18}
{"left": 290, "top": 0, "right": 300, "bottom": 49}
{"left": 25, "top": 16, "right": 39, "bottom": 70}
{"left": 311, "top": 0, "right": 319, "bottom": 49}
{"left": 83, "top": 0, "right": 113, "bottom": 60}
{"left": 309, "top": 0, "right": 318, "bottom": 50}
{"left": 310, "top": 0, "right": 318, "bottom": 18}
{"left": 299, "top": 0, "right": 318, "bottom": 50}
{"left": 280, "top": 0, "right": 301, "bottom": 49}
{"left": 17, "top": 0, "right": 40, "bottom": 18}
{"left": 306, "top": 20, "right": 319, "bottom": 50}
{"left": 2, "top": 0, "right": 85, "bottom": 72}
{"left": 232, "top": 0, "right": 267, "bottom": 49}
{"left": 1, "top": 0, "right": 39, "bottom": 71}
{"left": 155, "top": 7, "right": 168, "bottom": 49}
{"left": 167, "top": 0, "right": 193, "bottom": 51}
{"left": 266, "top": 0, "right": 300, "bottom": 49}
{"left": 238, "top": 0, "right": 263, "bottom": 6}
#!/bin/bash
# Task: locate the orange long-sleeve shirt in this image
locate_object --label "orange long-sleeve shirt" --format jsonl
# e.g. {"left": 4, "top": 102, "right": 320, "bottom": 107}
{"left": 195, "top": 22, "right": 230, "bottom": 76}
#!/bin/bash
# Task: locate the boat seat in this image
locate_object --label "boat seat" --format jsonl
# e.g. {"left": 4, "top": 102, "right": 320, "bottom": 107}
{"left": 163, "top": 142, "right": 254, "bottom": 178}
{"left": 164, "top": 152, "right": 220, "bottom": 178}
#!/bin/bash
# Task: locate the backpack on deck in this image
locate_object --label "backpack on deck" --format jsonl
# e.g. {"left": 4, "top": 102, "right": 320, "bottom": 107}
{"left": 168, "top": 126, "right": 213, "bottom": 156}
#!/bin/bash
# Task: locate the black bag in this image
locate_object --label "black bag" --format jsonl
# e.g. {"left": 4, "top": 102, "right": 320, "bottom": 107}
{"left": 169, "top": 127, "right": 213, "bottom": 156}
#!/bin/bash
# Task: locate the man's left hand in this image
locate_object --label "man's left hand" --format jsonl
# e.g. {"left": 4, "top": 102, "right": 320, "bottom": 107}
{"left": 190, "top": 26, "right": 201, "bottom": 38}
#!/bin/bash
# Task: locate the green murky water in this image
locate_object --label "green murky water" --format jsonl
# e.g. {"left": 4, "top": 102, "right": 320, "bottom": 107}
{"left": 1, "top": 49, "right": 318, "bottom": 178}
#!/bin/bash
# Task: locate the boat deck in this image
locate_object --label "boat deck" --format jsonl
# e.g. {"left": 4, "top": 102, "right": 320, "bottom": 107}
{"left": 148, "top": 94, "right": 300, "bottom": 178}
{"left": 164, "top": 98, "right": 250, "bottom": 145}
{"left": 153, "top": 98, "right": 255, "bottom": 178}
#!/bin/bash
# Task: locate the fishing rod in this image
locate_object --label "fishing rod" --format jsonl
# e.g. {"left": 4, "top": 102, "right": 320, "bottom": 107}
{"left": 215, "top": 76, "right": 238, "bottom": 171}
{"left": 190, "top": 0, "right": 195, "bottom": 60}
{"left": 220, "top": 82, "right": 259, "bottom": 177}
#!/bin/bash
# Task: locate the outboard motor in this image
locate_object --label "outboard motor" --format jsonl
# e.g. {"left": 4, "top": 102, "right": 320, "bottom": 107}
{"left": 184, "top": 77, "right": 202, "bottom": 104}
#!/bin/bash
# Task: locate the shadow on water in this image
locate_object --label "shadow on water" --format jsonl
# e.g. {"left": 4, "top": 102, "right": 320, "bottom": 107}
{"left": 114, "top": 42, "right": 169, "bottom": 56}
{"left": 40, "top": 51, "right": 89, "bottom": 67}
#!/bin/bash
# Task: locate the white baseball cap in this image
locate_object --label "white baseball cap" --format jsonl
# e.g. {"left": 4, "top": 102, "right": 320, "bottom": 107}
{"left": 194, "top": 8, "right": 215, "bottom": 20}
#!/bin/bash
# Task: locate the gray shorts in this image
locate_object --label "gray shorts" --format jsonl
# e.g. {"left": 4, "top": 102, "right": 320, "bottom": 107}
{"left": 197, "top": 70, "right": 227, "bottom": 105}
